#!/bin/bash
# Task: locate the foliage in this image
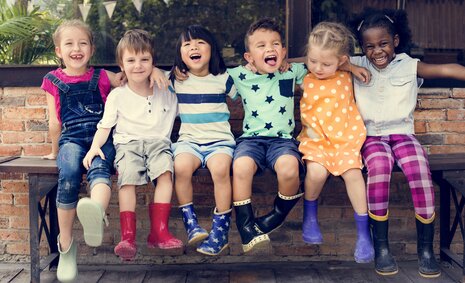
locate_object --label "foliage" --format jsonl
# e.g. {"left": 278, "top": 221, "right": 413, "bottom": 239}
{"left": 0, "top": 0, "right": 59, "bottom": 64}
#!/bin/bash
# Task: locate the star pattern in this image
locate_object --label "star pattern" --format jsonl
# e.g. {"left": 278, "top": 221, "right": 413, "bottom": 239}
{"left": 267, "top": 73, "right": 275, "bottom": 80}
{"left": 244, "top": 124, "right": 250, "bottom": 130}
{"left": 279, "top": 106, "right": 286, "bottom": 115}
{"left": 251, "top": 110, "right": 259, "bottom": 118}
{"left": 265, "top": 96, "right": 274, "bottom": 104}
{"left": 288, "top": 119, "right": 293, "bottom": 126}
{"left": 277, "top": 131, "right": 283, "bottom": 138}
{"left": 251, "top": 84, "right": 260, "bottom": 92}
{"left": 264, "top": 122, "right": 273, "bottom": 130}
{"left": 239, "top": 73, "right": 246, "bottom": 80}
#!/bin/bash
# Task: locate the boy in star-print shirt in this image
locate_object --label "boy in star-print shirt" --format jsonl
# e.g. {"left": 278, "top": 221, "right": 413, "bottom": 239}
{"left": 228, "top": 18, "right": 307, "bottom": 253}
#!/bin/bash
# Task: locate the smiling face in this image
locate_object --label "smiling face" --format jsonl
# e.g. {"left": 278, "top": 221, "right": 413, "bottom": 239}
{"left": 244, "top": 29, "right": 286, "bottom": 74}
{"left": 55, "top": 26, "right": 94, "bottom": 75}
{"left": 307, "top": 46, "right": 346, "bottom": 80}
{"left": 120, "top": 48, "right": 153, "bottom": 86}
{"left": 361, "top": 26, "right": 399, "bottom": 69}
{"left": 180, "top": 38, "right": 211, "bottom": 77}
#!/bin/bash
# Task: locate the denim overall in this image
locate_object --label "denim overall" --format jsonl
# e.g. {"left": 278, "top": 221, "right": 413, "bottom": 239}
{"left": 45, "top": 70, "right": 115, "bottom": 209}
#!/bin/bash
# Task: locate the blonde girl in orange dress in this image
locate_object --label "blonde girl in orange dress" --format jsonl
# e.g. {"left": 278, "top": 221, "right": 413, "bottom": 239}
{"left": 298, "top": 22, "right": 374, "bottom": 263}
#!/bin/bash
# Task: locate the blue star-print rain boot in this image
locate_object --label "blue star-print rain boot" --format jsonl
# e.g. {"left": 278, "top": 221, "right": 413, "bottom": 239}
{"left": 197, "top": 208, "right": 232, "bottom": 256}
{"left": 180, "top": 202, "right": 208, "bottom": 246}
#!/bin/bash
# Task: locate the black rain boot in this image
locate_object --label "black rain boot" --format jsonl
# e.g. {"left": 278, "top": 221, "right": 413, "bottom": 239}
{"left": 370, "top": 215, "right": 398, "bottom": 276}
{"left": 234, "top": 199, "right": 270, "bottom": 253}
{"left": 416, "top": 216, "right": 441, "bottom": 278}
{"left": 254, "top": 192, "right": 303, "bottom": 234}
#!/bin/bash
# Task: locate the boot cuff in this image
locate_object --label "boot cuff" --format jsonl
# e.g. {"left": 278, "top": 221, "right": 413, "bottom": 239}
{"left": 278, "top": 192, "right": 304, "bottom": 200}
{"left": 233, "top": 199, "right": 251, "bottom": 206}
{"left": 368, "top": 211, "right": 389, "bottom": 221}
{"left": 416, "top": 212, "right": 435, "bottom": 224}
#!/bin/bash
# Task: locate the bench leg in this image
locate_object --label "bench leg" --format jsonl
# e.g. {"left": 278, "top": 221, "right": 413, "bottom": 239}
{"left": 29, "top": 175, "right": 41, "bottom": 283}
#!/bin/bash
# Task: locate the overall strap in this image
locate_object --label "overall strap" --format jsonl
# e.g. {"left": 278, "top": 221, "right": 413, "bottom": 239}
{"left": 88, "top": 69, "right": 102, "bottom": 91}
{"left": 44, "top": 72, "right": 70, "bottom": 93}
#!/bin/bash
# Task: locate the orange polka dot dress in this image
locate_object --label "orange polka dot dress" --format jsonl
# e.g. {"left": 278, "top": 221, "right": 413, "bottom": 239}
{"left": 297, "top": 71, "right": 366, "bottom": 176}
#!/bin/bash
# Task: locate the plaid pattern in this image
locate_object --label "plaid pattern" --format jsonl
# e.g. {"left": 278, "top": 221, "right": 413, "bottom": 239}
{"left": 362, "top": 135, "right": 435, "bottom": 219}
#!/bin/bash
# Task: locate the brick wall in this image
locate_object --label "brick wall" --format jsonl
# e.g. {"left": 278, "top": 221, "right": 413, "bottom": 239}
{"left": 0, "top": 86, "right": 464, "bottom": 264}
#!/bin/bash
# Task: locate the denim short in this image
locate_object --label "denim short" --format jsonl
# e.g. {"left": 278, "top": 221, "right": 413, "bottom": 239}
{"left": 56, "top": 138, "right": 115, "bottom": 210}
{"left": 115, "top": 139, "right": 173, "bottom": 187}
{"left": 233, "top": 136, "right": 304, "bottom": 174}
{"left": 172, "top": 140, "right": 235, "bottom": 168}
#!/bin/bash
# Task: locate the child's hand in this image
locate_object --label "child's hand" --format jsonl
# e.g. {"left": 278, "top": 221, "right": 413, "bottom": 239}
{"left": 82, "top": 147, "right": 105, "bottom": 170}
{"left": 150, "top": 67, "right": 170, "bottom": 89}
{"left": 244, "top": 62, "right": 258, "bottom": 73}
{"left": 279, "top": 59, "right": 291, "bottom": 73}
{"left": 115, "top": 72, "right": 126, "bottom": 86}
{"left": 174, "top": 67, "right": 189, "bottom": 82}
{"left": 352, "top": 65, "right": 371, "bottom": 84}
{"left": 42, "top": 153, "right": 57, "bottom": 160}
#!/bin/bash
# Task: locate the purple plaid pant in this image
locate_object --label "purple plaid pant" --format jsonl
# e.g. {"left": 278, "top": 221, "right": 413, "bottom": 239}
{"left": 362, "top": 134, "right": 435, "bottom": 219}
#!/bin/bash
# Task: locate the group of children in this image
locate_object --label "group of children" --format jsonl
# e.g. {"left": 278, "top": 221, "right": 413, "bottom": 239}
{"left": 41, "top": 7, "right": 465, "bottom": 283}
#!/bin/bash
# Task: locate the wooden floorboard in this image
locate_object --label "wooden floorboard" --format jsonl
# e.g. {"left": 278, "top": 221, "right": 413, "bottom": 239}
{"left": 2, "top": 260, "right": 461, "bottom": 283}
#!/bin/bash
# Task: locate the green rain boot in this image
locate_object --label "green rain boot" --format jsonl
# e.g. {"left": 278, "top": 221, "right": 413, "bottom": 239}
{"left": 77, "top": 197, "right": 107, "bottom": 247}
{"left": 56, "top": 235, "right": 77, "bottom": 282}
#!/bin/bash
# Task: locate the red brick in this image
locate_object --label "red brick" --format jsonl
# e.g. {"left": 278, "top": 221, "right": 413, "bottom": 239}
{"left": 26, "top": 120, "right": 48, "bottom": 131}
{"left": 23, "top": 144, "right": 51, "bottom": 156}
{"left": 0, "top": 172, "right": 25, "bottom": 180}
{"left": 0, "top": 204, "right": 29, "bottom": 217}
{"left": 452, "top": 88, "right": 465, "bottom": 98}
{"left": 445, "top": 134, "right": 465, "bottom": 145}
{"left": 13, "top": 194, "right": 29, "bottom": 206}
{"left": 0, "top": 120, "right": 25, "bottom": 131}
{"left": 3, "top": 87, "right": 42, "bottom": 96}
{"left": 418, "top": 88, "right": 451, "bottom": 98}
{"left": 0, "top": 193, "right": 13, "bottom": 205}
{"left": 0, "top": 230, "right": 29, "bottom": 241}
{"left": 0, "top": 218, "right": 9, "bottom": 229}
{"left": 447, "top": 109, "right": 465, "bottom": 120}
{"left": 5, "top": 242, "right": 29, "bottom": 255}
{"left": 3, "top": 108, "right": 46, "bottom": 120}
{"left": 418, "top": 98, "right": 463, "bottom": 109}
{"left": 414, "top": 121, "right": 427, "bottom": 133}
{"left": 26, "top": 94, "right": 47, "bottom": 106}
{"left": 429, "top": 145, "right": 465, "bottom": 154}
{"left": 1, "top": 181, "right": 28, "bottom": 193}
{"left": 9, "top": 217, "right": 28, "bottom": 229}
{"left": 2, "top": 132, "right": 45, "bottom": 144}
{"left": 428, "top": 121, "right": 465, "bottom": 132}
{"left": 0, "top": 145, "right": 22, "bottom": 156}
{"left": 413, "top": 110, "right": 446, "bottom": 121}
{"left": 0, "top": 97, "right": 25, "bottom": 106}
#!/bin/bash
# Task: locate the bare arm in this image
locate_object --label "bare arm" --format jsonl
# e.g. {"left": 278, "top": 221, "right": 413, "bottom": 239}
{"left": 105, "top": 70, "right": 123, "bottom": 88}
{"left": 340, "top": 60, "right": 371, "bottom": 83}
{"left": 43, "top": 92, "right": 61, "bottom": 160}
{"left": 417, "top": 62, "right": 465, "bottom": 80}
{"left": 82, "top": 127, "right": 111, "bottom": 169}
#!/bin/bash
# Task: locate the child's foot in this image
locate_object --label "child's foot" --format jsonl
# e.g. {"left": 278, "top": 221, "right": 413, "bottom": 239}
{"left": 76, "top": 197, "right": 107, "bottom": 247}
{"left": 148, "top": 236, "right": 183, "bottom": 249}
{"left": 57, "top": 235, "right": 77, "bottom": 283}
{"left": 354, "top": 237, "right": 375, "bottom": 263}
{"left": 114, "top": 240, "right": 137, "bottom": 261}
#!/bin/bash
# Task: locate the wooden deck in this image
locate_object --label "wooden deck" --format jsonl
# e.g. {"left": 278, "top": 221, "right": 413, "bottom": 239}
{"left": 0, "top": 260, "right": 462, "bottom": 283}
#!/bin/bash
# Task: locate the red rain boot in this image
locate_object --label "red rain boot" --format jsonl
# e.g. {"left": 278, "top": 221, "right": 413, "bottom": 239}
{"left": 114, "top": 211, "right": 137, "bottom": 261}
{"left": 147, "top": 203, "right": 183, "bottom": 249}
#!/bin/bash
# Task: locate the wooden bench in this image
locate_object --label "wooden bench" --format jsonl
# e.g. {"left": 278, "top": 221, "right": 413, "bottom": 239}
{"left": 1, "top": 153, "right": 465, "bottom": 282}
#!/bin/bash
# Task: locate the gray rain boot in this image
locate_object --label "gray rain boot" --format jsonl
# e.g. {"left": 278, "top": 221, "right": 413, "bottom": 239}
{"left": 56, "top": 235, "right": 77, "bottom": 282}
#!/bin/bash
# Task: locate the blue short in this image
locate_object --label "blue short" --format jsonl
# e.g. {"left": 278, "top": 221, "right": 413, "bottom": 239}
{"left": 233, "top": 137, "right": 304, "bottom": 175}
{"left": 172, "top": 140, "right": 235, "bottom": 168}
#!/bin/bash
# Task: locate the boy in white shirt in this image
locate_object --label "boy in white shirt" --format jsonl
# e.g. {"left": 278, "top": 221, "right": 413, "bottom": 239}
{"left": 83, "top": 29, "right": 182, "bottom": 261}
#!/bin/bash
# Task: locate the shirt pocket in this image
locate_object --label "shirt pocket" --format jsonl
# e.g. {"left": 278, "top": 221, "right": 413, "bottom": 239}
{"left": 389, "top": 75, "right": 415, "bottom": 88}
{"left": 279, "top": 79, "right": 294, "bottom": 98}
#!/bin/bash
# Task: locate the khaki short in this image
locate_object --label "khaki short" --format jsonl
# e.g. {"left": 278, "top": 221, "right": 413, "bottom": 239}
{"left": 114, "top": 139, "right": 173, "bottom": 188}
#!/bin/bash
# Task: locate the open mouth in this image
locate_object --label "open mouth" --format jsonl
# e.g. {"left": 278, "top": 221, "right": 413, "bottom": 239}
{"left": 190, "top": 54, "right": 201, "bottom": 62}
{"left": 373, "top": 56, "right": 388, "bottom": 66}
{"left": 264, "top": 55, "right": 277, "bottom": 66}
{"left": 70, "top": 54, "right": 83, "bottom": 60}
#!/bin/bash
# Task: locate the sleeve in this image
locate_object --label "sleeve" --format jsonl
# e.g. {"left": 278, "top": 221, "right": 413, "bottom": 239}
{"left": 291, "top": 63, "right": 308, "bottom": 84}
{"left": 97, "top": 89, "right": 118, "bottom": 129}
{"left": 98, "top": 69, "right": 112, "bottom": 102}
{"left": 225, "top": 74, "right": 238, "bottom": 100}
{"left": 349, "top": 56, "right": 363, "bottom": 66}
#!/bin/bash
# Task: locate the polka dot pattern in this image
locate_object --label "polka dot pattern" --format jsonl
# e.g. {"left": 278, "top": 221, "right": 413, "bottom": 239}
{"left": 297, "top": 71, "right": 367, "bottom": 176}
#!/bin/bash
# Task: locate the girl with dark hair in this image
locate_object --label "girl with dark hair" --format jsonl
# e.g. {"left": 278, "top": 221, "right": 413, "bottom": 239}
{"left": 350, "top": 8, "right": 465, "bottom": 277}
{"left": 169, "top": 25, "right": 237, "bottom": 256}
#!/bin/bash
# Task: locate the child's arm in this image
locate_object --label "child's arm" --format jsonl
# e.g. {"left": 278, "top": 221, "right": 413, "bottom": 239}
{"left": 43, "top": 92, "right": 60, "bottom": 160}
{"left": 106, "top": 67, "right": 170, "bottom": 89}
{"left": 82, "top": 127, "right": 111, "bottom": 169}
{"left": 417, "top": 62, "right": 465, "bottom": 80}
{"left": 340, "top": 61, "right": 371, "bottom": 84}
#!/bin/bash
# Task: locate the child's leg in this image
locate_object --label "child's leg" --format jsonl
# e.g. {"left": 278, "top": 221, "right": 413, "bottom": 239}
{"left": 119, "top": 185, "right": 136, "bottom": 212}
{"left": 391, "top": 135, "right": 440, "bottom": 277}
{"left": 196, "top": 154, "right": 233, "bottom": 255}
{"left": 207, "top": 153, "right": 232, "bottom": 212}
{"left": 174, "top": 153, "right": 207, "bottom": 246}
{"left": 341, "top": 168, "right": 374, "bottom": 263}
{"left": 233, "top": 156, "right": 257, "bottom": 201}
{"left": 147, "top": 172, "right": 183, "bottom": 249}
{"left": 302, "top": 161, "right": 329, "bottom": 244}
{"left": 274, "top": 154, "right": 300, "bottom": 196}
{"left": 55, "top": 142, "right": 85, "bottom": 282}
{"left": 362, "top": 137, "right": 397, "bottom": 275}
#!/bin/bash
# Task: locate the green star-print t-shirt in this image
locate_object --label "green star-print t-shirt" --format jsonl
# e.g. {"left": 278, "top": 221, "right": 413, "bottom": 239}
{"left": 228, "top": 63, "right": 307, "bottom": 139}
